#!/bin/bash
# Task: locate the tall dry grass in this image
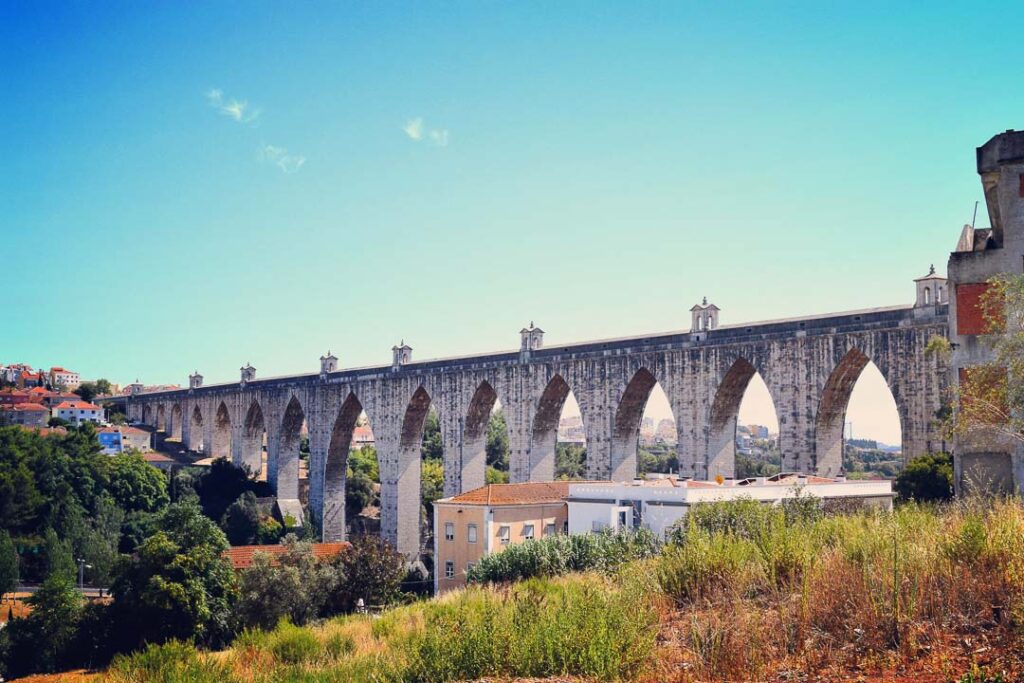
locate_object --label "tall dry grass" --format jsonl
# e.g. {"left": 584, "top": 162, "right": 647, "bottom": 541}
{"left": 655, "top": 498, "right": 1024, "bottom": 680}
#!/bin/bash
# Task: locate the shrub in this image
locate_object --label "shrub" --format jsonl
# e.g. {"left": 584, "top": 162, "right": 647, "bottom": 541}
{"left": 895, "top": 452, "right": 954, "bottom": 502}
{"left": 106, "top": 640, "right": 230, "bottom": 683}
{"left": 467, "top": 528, "right": 660, "bottom": 584}
{"left": 268, "top": 620, "right": 321, "bottom": 665}
{"left": 325, "top": 535, "right": 406, "bottom": 613}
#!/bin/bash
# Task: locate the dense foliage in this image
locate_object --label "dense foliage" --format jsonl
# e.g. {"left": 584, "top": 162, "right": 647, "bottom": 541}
{"left": 895, "top": 452, "right": 954, "bottom": 502}
{"left": 467, "top": 528, "right": 660, "bottom": 584}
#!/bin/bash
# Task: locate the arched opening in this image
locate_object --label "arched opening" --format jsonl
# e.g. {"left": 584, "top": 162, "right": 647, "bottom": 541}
{"left": 817, "top": 349, "right": 902, "bottom": 478}
{"left": 635, "top": 379, "right": 680, "bottom": 479}
{"left": 212, "top": 402, "right": 232, "bottom": 460}
{"left": 462, "top": 381, "right": 500, "bottom": 492}
{"left": 278, "top": 396, "right": 304, "bottom": 499}
{"left": 421, "top": 406, "right": 444, "bottom": 566}
{"left": 530, "top": 375, "right": 587, "bottom": 481}
{"left": 142, "top": 405, "right": 152, "bottom": 427}
{"left": 240, "top": 400, "right": 267, "bottom": 479}
{"left": 612, "top": 368, "right": 679, "bottom": 481}
{"left": 322, "top": 393, "right": 366, "bottom": 541}
{"left": 735, "top": 374, "right": 781, "bottom": 478}
{"left": 384, "top": 386, "right": 429, "bottom": 556}
{"left": 924, "top": 286, "right": 932, "bottom": 305}
{"left": 156, "top": 405, "right": 166, "bottom": 432}
{"left": 169, "top": 404, "right": 183, "bottom": 440}
{"left": 188, "top": 404, "right": 204, "bottom": 452}
{"left": 707, "top": 358, "right": 780, "bottom": 479}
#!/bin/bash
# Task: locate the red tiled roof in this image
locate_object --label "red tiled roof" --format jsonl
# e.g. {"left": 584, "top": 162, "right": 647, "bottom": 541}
{"left": 223, "top": 542, "right": 350, "bottom": 570}
{"left": 17, "top": 426, "right": 67, "bottom": 437}
{"left": 55, "top": 401, "right": 101, "bottom": 411}
{"left": 142, "top": 452, "right": 174, "bottom": 463}
{"left": 442, "top": 481, "right": 576, "bottom": 506}
{"left": 27, "top": 387, "right": 49, "bottom": 395}
{"left": 12, "top": 403, "right": 49, "bottom": 411}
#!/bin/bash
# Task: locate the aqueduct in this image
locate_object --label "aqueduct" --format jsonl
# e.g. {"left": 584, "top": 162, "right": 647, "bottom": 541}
{"left": 117, "top": 290, "right": 948, "bottom": 556}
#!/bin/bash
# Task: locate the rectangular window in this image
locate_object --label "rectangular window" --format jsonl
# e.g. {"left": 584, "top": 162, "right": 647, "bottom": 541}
{"left": 444, "top": 522, "right": 454, "bottom": 541}
{"left": 466, "top": 562, "right": 475, "bottom": 574}
{"left": 444, "top": 561, "right": 454, "bottom": 579}
{"left": 523, "top": 524, "right": 535, "bottom": 540}
{"left": 544, "top": 523, "right": 556, "bottom": 537}
{"left": 467, "top": 523, "right": 477, "bottom": 543}
{"left": 498, "top": 525, "right": 510, "bottom": 545}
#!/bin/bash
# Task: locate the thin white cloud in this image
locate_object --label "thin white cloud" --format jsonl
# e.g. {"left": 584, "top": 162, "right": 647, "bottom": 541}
{"left": 403, "top": 117, "right": 424, "bottom": 141}
{"left": 404, "top": 117, "right": 450, "bottom": 147}
{"left": 429, "top": 129, "right": 449, "bottom": 147}
{"left": 206, "top": 87, "right": 260, "bottom": 124}
{"left": 260, "top": 144, "right": 306, "bottom": 174}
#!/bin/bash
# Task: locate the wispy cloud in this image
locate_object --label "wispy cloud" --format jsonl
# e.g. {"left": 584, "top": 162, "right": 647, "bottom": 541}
{"left": 206, "top": 88, "right": 260, "bottom": 124}
{"left": 403, "top": 117, "right": 449, "bottom": 147}
{"left": 260, "top": 144, "right": 306, "bottom": 174}
{"left": 429, "top": 129, "right": 449, "bottom": 147}
{"left": 402, "top": 117, "right": 424, "bottom": 141}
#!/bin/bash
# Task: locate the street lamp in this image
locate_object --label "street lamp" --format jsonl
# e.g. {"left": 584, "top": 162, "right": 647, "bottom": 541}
{"left": 76, "top": 558, "right": 92, "bottom": 592}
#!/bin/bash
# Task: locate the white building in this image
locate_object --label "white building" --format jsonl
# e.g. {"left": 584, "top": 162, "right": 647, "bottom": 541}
{"left": 49, "top": 367, "right": 80, "bottom": 389}
{"left": 52, "top": 400, "right": 103, "bottom": 425}
{"left": 567, "top": 474, "right": 894, "bottom": 539}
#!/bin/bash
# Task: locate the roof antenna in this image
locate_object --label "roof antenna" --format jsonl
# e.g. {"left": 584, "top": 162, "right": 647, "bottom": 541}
{"left": 971, "top": 200, "right": 979, "bottom": 228}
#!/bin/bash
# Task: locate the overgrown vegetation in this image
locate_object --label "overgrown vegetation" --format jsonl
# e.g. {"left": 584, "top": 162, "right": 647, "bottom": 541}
{"left": 104, "top": 571, "right": 660, "bottom": 683}
{"left": 467, "top": 528, "right": 660, "bottom": 584}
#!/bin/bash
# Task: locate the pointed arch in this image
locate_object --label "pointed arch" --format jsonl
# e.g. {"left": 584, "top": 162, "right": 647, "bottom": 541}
{"left": 815, "top": 348, "right": 901, "bottom": 476}
{"left": 188, "top": 404, "right": 204, "bottom": 452}
{"left": 240, "top": 400, "right": 266, "bottom": 477}
{"left": 610, "top": 368, "right": 658, "bottom": 481}
{"left": 212, "top": 401, "right": 232, "bottom": 460}
{"left": 322, "top": 392, "right": 365, "bottom": 542}
{"left": 462, "top": 380, "right": 500, "bottom": 492}
{"left": 277, "top": 395, "right": 305, "bottom": 499}
{"left": 706, "top": 358, "right": 761, "bottom": 479}
{"left": 142, "top": 404, "right": 153, "bottom": 427}
{"left": 156, "top": 404, "right": 166, "bottom": 432}
{"left": 530, "top": 374, "right": 577, "bottom": 481}
{"left": 169, "top": 403, "right": 183, "bottom": 440}
{"left": 389, "top": 386, "right": 431, "bottom": 555}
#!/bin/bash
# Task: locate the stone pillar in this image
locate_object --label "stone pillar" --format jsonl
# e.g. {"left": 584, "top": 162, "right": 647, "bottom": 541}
{"left": 307, "top": 398, "right": 332, "bottom": 540}
{"left": 440, "top": 406, "right": 466, "bottom": 496}
{"left": 375, "top": 414, "right": 420, "bottom": 557}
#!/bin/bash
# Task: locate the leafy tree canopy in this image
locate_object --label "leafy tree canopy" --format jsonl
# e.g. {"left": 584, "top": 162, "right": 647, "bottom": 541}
{"left": 895, "top": 452, "right": 954, "bottom": 502}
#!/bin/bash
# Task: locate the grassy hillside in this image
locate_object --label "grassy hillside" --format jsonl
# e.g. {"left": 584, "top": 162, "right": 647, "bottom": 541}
{"left": 97, "top": 498, "right": 1024, "bottom": 682}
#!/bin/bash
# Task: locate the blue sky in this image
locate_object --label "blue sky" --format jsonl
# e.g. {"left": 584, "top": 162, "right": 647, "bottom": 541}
{"left": 3, "top": 2, "right": 1019, "bottom": 442}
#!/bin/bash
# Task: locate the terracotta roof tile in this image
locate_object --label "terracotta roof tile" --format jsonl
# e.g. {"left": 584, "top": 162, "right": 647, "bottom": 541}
{"left": 223, "top": 542, "right": 350, "bottom": 570}
{"left": 442, "top": 481, "right": 578, "bottom": 506}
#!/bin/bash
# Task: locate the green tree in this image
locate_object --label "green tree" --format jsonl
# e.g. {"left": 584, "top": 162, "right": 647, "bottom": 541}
{"left": 235, "top": 537, "right": 337, "bottom": 630}
{"left": 421, "top": 459, "right": 444, "bottom": 509}
{"left": 486, "top": 465, "right": 510, "bottom": 484}
{"left": 1, "top": 574, "right": 84, "bottom": 677}
{"left": 108, "top": 410, "right": 128, "bottom": 426}
{"left": 94, "top": 379, "right": 113, "bottom": 396}
{"left": 0, "top": 530, "right": 18, "bottom": 596}
{"left": 421, "top": 410, "right": 444, "bottom": 462}
{"left": 45, "top": 527, "right": 76, "bottom": 582}
{"left": 486, "top": 409, "right": 510, "bottom": 472}
{"left": 346, "top": 470, "right": 376, "bottom": 521}
{"left": 74, "top": 382, "right": 97, "bottom": 403}
{"left": 895, "top": 452, "right": 954, "bottom": 502}
{"left": 222, "top": 491, "right": 261, "bottom": 545}
{"left": 556, "top": 444, "right": 587, "bottom": 480}
{"left": 109, "top": 502, "right": 237, "bottom": 648}
{"left": 103, "top": 451, "right": 170, "bottom": 513}
{"left": 326, "top": 535, "right": 406, "bottom": 613}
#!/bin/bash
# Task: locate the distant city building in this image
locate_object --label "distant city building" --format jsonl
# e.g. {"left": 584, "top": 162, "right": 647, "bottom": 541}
{"left": 0, "top": 402, "right": 50, "bottom": 428}
{"left": 97, "top": 425, "right": 153, "bottom": 454}
{"left": 49, "top": 367, "right": 80, "bottom": 389}
{"left": 351, "top": 424, "right": 375, "bottom": 448}
{"left": 557, "top": 415, "right": 586, "bottom": 444}
{"left": 747, "top": 424, "right": 770, "bottom": 439}
{"left": 0, "top": 388, "right": 30, "bottom": 407}
{"left": 53, "top": 400, "right": 103, "bottom": 425}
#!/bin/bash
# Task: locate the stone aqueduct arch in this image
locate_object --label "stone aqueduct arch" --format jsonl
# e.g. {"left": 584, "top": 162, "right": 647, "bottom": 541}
{"left": 120, "top": 305, "right": 948, "bottom": 556}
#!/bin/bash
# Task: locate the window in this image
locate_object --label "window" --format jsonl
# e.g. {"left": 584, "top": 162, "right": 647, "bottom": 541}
{"left": 564, "top": 521, "right": 569, "bottom": 534}
{"left": 544, "top": 523, "right": 556, "bottom": 537}
{"left": 444, "top": 561, "right": 454, "bottom": 579}
{"left": 617, "top": 510, "right": 628, "bottom": 528}
{"left": 444, "top": 522, "right": 454, "bottom": 541}
{"left": 923, "top": 286, "right": 931, "bottom": 304}
{"left": 466, "top": 562, "right": 475, "bottom": 573}
{"left": 467, "top": 523, "right": 477, "bottom": 543}
{"left": 523, "top": 524, "right": 535, "bottom": 540}
{"left": 498, "top": 525, "right": 510, "bottom": 545}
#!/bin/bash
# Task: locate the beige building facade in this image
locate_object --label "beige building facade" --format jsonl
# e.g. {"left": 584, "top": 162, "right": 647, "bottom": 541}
{"left": 433, "top": 482, "right": 571, "bottom": 593}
